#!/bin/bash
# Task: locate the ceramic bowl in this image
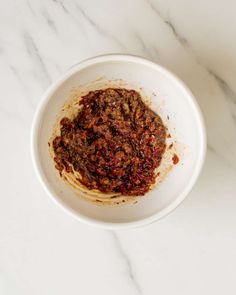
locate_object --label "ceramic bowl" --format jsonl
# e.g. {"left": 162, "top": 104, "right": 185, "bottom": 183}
{"left": 31, "top": 54, "right": 206, "bottom": 229}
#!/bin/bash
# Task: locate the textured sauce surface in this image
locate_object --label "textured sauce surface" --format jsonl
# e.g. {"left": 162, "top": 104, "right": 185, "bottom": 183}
{"left": 52, "top": 88, "right": 166, "bottom": 196}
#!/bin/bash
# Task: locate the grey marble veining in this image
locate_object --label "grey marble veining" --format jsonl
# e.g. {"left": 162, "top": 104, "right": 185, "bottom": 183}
{"left": 111, "top": 232, "right": 142, "bottom": 295}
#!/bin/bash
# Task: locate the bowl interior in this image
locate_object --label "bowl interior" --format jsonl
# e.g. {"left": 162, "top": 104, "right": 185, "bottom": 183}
{"left": 34, "top": 56, "right": 205, "bottom": 227}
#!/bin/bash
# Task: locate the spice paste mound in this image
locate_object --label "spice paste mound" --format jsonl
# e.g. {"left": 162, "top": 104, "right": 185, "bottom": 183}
{"left": 52, "top": 88, "right": 166, "bottom": 196}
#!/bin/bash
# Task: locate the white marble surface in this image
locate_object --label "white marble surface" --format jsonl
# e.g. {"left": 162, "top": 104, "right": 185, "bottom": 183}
{"left": 1, "top": 0, "right": 236, "bottom": 294}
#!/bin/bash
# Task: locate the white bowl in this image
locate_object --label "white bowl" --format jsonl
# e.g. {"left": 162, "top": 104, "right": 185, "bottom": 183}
{"left": 31, "top": 54, "right": 206, "bottom": 229}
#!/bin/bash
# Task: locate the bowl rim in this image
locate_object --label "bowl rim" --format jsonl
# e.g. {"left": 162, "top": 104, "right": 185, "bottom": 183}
{"left": 31, "top": 54, "right": 207, "bottom": 230}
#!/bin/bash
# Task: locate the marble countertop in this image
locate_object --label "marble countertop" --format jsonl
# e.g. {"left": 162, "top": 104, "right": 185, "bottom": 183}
{"left": 1, "top": 0, "right": 236, "bottom": 294}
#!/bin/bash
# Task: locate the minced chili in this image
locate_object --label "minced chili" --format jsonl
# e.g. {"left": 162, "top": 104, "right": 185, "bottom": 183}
{"left": 52, "top": 88, "right": 166, "bottom": 196}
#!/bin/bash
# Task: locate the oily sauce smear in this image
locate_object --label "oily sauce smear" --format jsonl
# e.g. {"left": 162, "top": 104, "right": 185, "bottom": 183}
{"left": 53, "top": 88, "right": 166, "bottom": 196}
